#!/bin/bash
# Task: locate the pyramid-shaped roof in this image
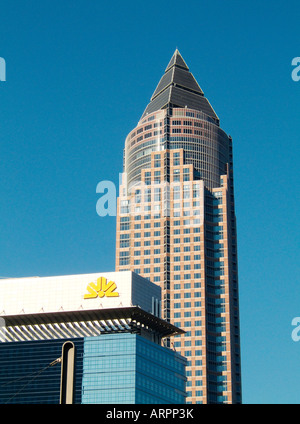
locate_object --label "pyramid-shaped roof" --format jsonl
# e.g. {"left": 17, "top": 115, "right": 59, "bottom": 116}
{"left": 141, "top": 49, "right": 219, "bottom": 123}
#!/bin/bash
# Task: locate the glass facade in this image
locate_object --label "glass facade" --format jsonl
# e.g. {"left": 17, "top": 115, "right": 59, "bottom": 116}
{"left": 0, "top": 337, "right": 84, "bottom": 404}
{"left": 0, "top": 333, "right": 186, "bottom": 404}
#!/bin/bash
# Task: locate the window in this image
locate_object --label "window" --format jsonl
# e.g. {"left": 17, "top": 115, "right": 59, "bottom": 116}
{"left": 119, "top": 251, "right": 129, "bottom": 258}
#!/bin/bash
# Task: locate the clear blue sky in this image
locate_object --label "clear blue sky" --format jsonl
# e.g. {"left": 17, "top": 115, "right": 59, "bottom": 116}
{"left": 0, "top": 0, "right": 299, "bottom": 404}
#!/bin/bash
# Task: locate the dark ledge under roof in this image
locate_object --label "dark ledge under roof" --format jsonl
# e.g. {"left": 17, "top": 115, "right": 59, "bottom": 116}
{"left": 1, "top": 306, "right": 185, "bottom": 338}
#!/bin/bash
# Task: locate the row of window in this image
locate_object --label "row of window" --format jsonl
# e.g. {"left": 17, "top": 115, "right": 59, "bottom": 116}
{"left": 173, "top": 264, "right": 201, "bottom": 270}
{"left": 120, "top": 240, "right": 203, "bottom": 252}
{"left": 174, "top": 292, "right": 202, "bottom": 299}
{"left": 174, "top": 298, "right": 202, "bottom": 309}
{"left": 173, "top": 320, "right": 203, "bottom": 329}
{"left": 172, "top": 128, "right": 204, "bottom": 136}
{"left": 174, "top": 311, "right": 202, "bottom": 319}
{"left": 174, "top": 282, "right": 202, "bottom": 289}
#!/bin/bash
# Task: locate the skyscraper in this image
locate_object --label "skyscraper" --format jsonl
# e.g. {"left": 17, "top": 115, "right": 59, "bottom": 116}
{"left": 115, "top": 50, "right": 242, "bottom": 404}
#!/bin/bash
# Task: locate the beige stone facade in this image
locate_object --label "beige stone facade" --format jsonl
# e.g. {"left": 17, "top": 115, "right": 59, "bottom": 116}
{"left": 115, "top": 50, "right": 241, "bottom": 404}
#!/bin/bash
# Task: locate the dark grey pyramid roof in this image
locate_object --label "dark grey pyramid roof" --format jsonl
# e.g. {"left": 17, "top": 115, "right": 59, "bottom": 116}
{"left": 141, "top": 49, "right": 219, "bottom": 123}
{"left": 165, "top": 49, "right": 189, "bottom": 72}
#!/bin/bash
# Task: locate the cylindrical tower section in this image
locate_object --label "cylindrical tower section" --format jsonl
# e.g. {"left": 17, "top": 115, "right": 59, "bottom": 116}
{"left": 124, "top": 107, "right": 230, "bottom": 191}
{"left": 169, "top": 108, "right": 230, "bottom": 189}
{"left": 125, "top": 110, "right": 165, "bottom": 190}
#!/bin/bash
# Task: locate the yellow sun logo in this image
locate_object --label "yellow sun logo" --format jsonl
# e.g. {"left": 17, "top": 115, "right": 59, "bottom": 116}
{"left": 84, "top": 277, "right": 119, "bottom": 299}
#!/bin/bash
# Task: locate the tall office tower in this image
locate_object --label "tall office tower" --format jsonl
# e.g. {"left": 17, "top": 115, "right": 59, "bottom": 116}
{"left": 115, "top": 50, "right": 242, "bottom": 404}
